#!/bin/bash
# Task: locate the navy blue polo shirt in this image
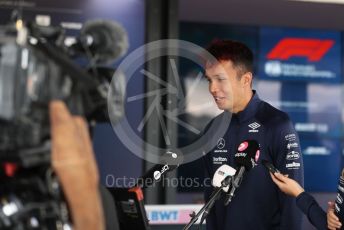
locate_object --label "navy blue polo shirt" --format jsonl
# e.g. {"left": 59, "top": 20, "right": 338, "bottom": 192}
{"left": 203, "top": 91, "right": 304, "bottom": 230}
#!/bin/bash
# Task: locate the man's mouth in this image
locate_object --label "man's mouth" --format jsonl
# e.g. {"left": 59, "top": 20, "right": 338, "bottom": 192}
{"left": 214, "top": 96, "right": 225, "bottom": 102}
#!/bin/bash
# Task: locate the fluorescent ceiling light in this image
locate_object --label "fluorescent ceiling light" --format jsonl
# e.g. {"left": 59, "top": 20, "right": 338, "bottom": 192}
{"left": 290, "top": 0, "right": 344, "bottom": 4}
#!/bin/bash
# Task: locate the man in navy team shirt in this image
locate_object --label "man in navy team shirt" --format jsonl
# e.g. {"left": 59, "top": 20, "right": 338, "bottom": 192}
{"left": 202, "top": 39, "right": 304, "bottom": 230}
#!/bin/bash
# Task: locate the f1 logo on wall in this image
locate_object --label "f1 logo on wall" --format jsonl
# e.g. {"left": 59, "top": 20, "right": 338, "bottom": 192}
{"left": 258, "top": 27, "right": 341, "bottom": 83}
{"left": 267, "top": 38, "right": 334, "bottom": 62}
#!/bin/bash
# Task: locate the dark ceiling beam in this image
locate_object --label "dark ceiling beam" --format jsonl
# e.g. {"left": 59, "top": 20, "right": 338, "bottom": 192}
{"left": 179, "top": 0, "right": 344, "bottom": 30}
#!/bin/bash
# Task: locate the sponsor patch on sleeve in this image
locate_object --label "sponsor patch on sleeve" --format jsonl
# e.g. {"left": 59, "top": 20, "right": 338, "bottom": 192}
{"left": 285, "top": 133, "right": 296, "bottom": 142}
{"left": 286, "top": 151, "right": 300, "bottom": 161}
{"left": 287, "top": 142, "right": 299, "bottom": 149}
{"left": 286, "top": 161, "right": 301, "bottom": 170}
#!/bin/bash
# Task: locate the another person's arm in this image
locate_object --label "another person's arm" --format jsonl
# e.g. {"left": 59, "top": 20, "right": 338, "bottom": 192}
{"left": 271, "top": 172, "right": 342, "bottom": 230}
{"left": 270, "top": 172, "right": 304, "bottom": 197}
{"left": 50, "top": 101, "right": 105, "bottom": 230}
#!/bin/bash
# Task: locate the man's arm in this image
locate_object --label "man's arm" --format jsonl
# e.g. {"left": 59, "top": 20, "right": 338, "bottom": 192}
{"left": 272, "top": 118, "right": 304, "bottom": 230}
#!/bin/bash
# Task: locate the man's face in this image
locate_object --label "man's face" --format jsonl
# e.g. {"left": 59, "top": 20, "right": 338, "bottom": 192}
{"left": 205, "top": 60, "right": 245, "bottom": 112}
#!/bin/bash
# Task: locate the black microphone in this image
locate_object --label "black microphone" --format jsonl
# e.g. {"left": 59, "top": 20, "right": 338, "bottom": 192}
{"left": 224, "top": 140, "right": 260, "bottom": 205}
{"left": 134, "top": 150, "right": 182, "bottom": 189}
{"left": 71, "top": 19, "right": 129, "bottom": 63}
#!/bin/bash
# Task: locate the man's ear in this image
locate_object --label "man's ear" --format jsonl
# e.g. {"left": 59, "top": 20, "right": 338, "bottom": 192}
{"left": 241, "top": 72, "right": 253, "bottom": 87}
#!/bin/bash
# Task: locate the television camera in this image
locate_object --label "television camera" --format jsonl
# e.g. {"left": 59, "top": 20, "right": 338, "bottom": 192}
{"left": 0, "top": 18, "right": 128, "bottom": 229}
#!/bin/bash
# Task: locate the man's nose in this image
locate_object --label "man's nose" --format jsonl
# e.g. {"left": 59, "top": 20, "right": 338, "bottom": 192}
{"left": 209, "top": 82, "right": 218, "bottom": 94}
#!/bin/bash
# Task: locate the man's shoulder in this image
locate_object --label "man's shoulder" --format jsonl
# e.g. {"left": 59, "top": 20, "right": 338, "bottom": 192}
{"left": 256, "top": 100, "right": 291, "bottom": 126}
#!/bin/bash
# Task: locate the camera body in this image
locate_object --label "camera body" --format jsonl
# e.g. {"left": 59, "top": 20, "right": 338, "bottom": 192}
{"left": 0, "top": 20, "right": 127, "bottom": 229}
{"left": 0, "top": 32, "right": 72, "bottom": 157}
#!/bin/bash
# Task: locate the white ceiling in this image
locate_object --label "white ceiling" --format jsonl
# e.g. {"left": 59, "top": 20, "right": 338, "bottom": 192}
{"left": 179, "top": 0, "right": 344, "bottom": 30}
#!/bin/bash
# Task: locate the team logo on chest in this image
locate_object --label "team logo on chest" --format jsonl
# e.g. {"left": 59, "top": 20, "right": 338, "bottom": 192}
{"left": 214, "top": 138, "right": 228, "bottom": 153}
{"left": 217, "top": 138, "right": 225, "bottom": 149}
{"left": 248, "top": 122, "right": 261, "bottom": 133}
{"left": 212, "top": 156, "right": 228, "bottom": 165}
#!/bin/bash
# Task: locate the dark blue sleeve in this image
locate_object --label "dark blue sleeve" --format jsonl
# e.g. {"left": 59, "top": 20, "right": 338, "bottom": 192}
{"left": 296, "top": 192, "right": 327, "bottom": 230}
{"left": 272, "top": 118, "right": 304, "bottom": 230}
{"left": 203, "top": 155, "right": 218, "bottom": 230}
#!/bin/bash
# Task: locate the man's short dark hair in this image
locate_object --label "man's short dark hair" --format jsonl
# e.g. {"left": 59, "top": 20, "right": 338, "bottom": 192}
{"left": 206, "top": 39, "right": 254, "bottom": 75}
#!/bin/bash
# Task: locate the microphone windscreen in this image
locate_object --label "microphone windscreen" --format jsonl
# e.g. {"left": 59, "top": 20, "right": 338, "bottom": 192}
{"left": 234, "top": 140, "right": 260, "bottom": 170}
{"left": 81, "top": 19, "right": 129, "bottom": 62}
{"left": 212, "top": 164, "right": 236, "bottom": 192}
